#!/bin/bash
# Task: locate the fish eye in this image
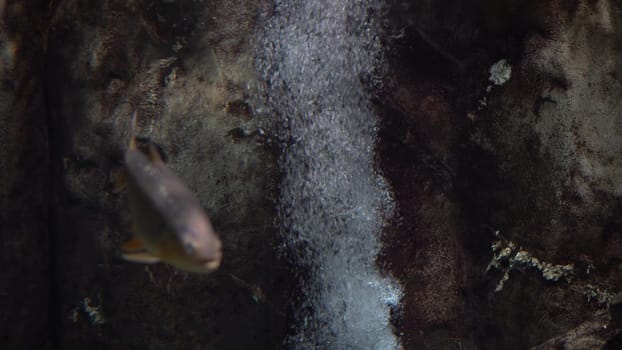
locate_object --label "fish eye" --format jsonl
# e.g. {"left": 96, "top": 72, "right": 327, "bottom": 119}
{"left": 183, "top": 241, "right": 196, "bottom": 253}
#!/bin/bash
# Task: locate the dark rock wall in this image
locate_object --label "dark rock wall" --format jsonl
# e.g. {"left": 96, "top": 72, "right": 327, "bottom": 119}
{"left": 0, "top": 2, "right": 51, "bottom": 349}
{"left": 2, "top": 0, "right": 621, "bottom": 349}
{"left": 379, "top": 0, "right": 622, "bottom": 349}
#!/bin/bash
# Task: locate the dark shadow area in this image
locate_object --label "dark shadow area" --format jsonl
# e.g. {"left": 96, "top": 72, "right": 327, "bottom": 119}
{"left": 0, "top": 2, "right": 52, "bottom": 349}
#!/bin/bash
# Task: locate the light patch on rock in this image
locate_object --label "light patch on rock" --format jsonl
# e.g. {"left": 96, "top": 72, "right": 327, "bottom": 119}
{"left": 489, "top": 59, "right": 512, "bottom": 86}
{"left": 525, "top": 2, "right": 622, "bottom": 202}
{"left": 583, "top": 284, "right": 614, "bottom": 305}
{"left": 487, "top": 231, "right": 574, "bottom": 292}
{"left": 82, "top": 296, "right": 105, "bottom": 326}
{"left": 487, "top": 231, "right": 617, "bottom": 308}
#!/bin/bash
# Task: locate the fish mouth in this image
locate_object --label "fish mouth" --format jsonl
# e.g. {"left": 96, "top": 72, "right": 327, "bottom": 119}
{"left": 202, "top": 258, "right": 221, "bottom": 271}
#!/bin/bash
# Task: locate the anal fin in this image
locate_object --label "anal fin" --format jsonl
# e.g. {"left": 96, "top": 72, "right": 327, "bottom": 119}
{"left": 122, "top": 252, "right": 161, "bottom": 264}
{"left": 121, "top": 238, "right": 145, "bottom": 252}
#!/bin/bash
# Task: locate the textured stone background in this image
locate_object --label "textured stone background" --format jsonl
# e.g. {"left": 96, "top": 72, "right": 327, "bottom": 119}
{"left": 1, "top": 0, "right": 621, "bottom": 349}
{"left": 380, "top": 0, "right": 622, "bottom": 349}
{"left": 45, "top": 0, "right": 289, "bottom": 349}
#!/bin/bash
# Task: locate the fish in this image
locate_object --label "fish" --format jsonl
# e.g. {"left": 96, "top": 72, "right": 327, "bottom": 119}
{"left": 114, "top": 128, "right": 222, "bottom": 273}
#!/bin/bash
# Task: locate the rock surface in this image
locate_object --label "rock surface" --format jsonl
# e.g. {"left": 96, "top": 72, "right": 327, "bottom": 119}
{"left": 379, "top": 0, "right": 622, "bottom": 348}
{"left": 0, "top": 2, "right": 51, "bottom": 349}
{"left": 530, "top": 312, "right": 616, "bottom": 350}
{"left": 46, "top": 1, "right": 289, "bottom": 349}
{"left": 2, "top": 0, "right": 621, "bottom": 349}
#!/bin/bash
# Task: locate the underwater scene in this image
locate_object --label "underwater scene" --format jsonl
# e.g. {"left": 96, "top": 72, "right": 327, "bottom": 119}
{"left": 1, "top": 0, "right": 622, "bottom": 349}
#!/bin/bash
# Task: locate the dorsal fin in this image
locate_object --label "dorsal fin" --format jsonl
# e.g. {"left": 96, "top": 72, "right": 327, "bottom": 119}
{"left": 128, "top": 111, "right": 138, "bottom": 150}
{"left": 126, "top": 112, "right": 167, "bottom": 163}
{"left": 131, "top": 137, "right": 168, "bottom": 163}
{"left": 129, "top": 136, "right": 137, "bottom": 150}
{"left": 148, "top": 143, "right": 164, "bottom": 163}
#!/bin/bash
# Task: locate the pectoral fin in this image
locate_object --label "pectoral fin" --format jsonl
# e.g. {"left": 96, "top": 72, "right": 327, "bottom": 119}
{"left": 122, "top": 251, "right": 161, "bottom": 264}
{"left": 121, "top": 238, "right": 144, "bottom": 252}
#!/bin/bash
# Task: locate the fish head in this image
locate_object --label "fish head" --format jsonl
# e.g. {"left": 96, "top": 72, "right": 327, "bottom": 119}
{"left": 177, "top": 211, "right": 223, "bottom": 273}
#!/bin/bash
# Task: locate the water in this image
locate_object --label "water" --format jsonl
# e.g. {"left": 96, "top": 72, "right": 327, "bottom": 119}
{"left": 255, "top": 1, "right": 402, "bottom": 349}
